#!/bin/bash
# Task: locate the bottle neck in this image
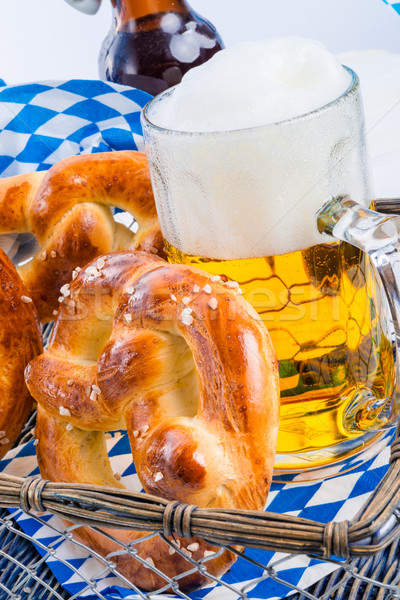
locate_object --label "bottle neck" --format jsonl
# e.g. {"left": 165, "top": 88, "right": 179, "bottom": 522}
{"left": 111, "top": 0, "right": 190, "bottom": 26}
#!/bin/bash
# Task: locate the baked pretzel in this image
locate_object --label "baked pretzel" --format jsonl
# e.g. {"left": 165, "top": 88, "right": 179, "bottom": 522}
{"left": 0, "top": 151, "right": 162, "bottom": 323}
{"left": 0, "top": 249, "right": 42, "bottom": 458}
{"left": 25, "top": 251, "right": 280, "bottom": 592}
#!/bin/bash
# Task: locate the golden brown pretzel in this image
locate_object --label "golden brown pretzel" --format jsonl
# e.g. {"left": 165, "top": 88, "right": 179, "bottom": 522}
{"left": 25, "top": 251, "right": 280, "bottom": 592}
{"left": 0, "top": 151, "right": 162, "bottom": 323}
{"left": 0, "top": 249, "right": 42, "bottom": 458}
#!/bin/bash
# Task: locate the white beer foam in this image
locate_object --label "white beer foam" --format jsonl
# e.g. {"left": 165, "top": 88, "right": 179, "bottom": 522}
{"left": 151, "top": 38, "right": 351, "bottom": 132}
{"left": 145, "top": 38, "right": 370, "bottom": 258}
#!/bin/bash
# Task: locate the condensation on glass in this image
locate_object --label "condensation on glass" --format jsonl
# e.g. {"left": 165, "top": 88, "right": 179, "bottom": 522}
{"left": 141, "top": 69, "right": 400, "bottom": 472}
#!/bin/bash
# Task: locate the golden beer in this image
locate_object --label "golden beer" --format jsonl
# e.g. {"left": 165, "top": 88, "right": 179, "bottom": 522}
{"left": 165, "top": 239, "right": 395, "bottom": 469}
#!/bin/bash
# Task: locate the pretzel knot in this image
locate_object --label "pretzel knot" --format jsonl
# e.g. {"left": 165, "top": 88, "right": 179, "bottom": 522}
{"left": 25, "top": 251, "right": 280, "bottom": 592}
{"left": 0, "top": 151, "right": 162, "bottom": 323}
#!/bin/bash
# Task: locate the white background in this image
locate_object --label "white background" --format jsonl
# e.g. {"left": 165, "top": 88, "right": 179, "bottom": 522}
{"left": 0, "top": 0, "right": 399, "bottom": 84}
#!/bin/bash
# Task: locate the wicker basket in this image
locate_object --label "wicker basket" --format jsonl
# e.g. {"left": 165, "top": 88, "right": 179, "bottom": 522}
{"left": 0, "top": 421, "right": 399, "bottom": 600}
{"left": 2, "top": 424, "right": 400, "bottom": 562}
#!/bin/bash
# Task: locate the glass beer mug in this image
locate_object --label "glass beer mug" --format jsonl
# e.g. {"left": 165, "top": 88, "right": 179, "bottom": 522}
{"left": 142, "top": 67, "right": 400, "bottom": 472}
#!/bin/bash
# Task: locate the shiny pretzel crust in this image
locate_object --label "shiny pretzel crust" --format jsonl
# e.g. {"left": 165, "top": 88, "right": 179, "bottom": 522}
{"left": 0, "top": 249, "right": 42, "bottom": 458}
{"left": 25, "top": 251, "right": 280, "bottom": 591}
{"left": 0, "top": 151, "right": 162, "bottom": 322}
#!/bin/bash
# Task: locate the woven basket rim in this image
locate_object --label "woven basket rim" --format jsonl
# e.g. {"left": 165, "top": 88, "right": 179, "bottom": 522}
{"left": 1, "top": 421, "right": 399, "bottom": 561}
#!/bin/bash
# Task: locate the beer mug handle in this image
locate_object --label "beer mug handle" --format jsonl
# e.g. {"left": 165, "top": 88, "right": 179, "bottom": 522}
{"left": 317, "top": 195, "right": 400, "bottom": 414}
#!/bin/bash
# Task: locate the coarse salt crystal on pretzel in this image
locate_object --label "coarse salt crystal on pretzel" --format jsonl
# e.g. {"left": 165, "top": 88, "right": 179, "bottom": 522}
{"left": 25, "top": 251, "right": 280, "bottom": 592}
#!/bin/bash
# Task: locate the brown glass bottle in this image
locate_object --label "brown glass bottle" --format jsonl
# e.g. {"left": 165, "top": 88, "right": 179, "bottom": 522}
{"left": 99, "top": 0, "right": 224, "bottom": 95}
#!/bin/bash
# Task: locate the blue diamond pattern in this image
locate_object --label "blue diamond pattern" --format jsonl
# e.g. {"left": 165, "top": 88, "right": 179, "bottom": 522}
{"left": 93, "top": 141, "right": 114, "bottom": 153}
{"left": 66, "top": 122, "right": 101, "bottom": 144}
{"left": 0, "top": 156, "right": 13, "bottom": 172}
{"left": 108, "top": 433, "right": 131, "bottom": 457}
{"left": 5, "top": 104, "right": 58, "bottom": 134}
{"left": 122, "top": 462, "right": 137, "bottom": 476}
{"left": 382, "top": 0, "right": 400, "bottom": 14}
{"left": 63, "top": 98, "right": 122, "bottom": 122}
{"left": 58, "top": 79, "right": 116, "bottom": 98}
{"left": 0, "top": 83, "right": 52, "bottom": 104}
{"left": 123, "top": 111, "right": 143, "bottom": 136}
{"left": 16, "top": 134, "right": 64, "bottom": 163}
{"left": 0, "top": 79, "right": 151, "bottom": 177}
{"left": 101, "top": 127, "right": 138, "bottom": 151}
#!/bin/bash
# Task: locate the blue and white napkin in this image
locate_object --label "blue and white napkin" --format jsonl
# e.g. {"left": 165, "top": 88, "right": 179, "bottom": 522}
{"left": 0, "top": 79, "right": 150, "bottom": 175}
